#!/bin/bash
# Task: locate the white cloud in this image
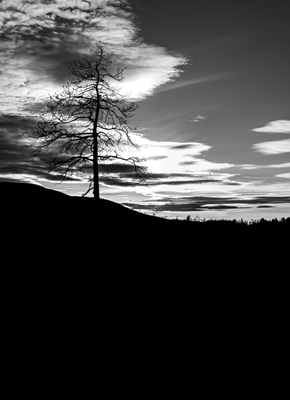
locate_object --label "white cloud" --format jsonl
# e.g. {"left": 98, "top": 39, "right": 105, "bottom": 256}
{"left": 116, "top": 132, "right": 235, "bottom": 192}
{"left": 120, "top": 132, "right": 212, "bottom": 173}
{"left": 0, "top": 0, "right": 187, "bottom": 113}
{"left": 276, "top": 173, "right": 290, "bottom": 179}
{"left": 252, "top": 139, "right": 290, "bottom": 154}
{"left": 252, "top": 120, "right": 290, "bottom": 133}
{"left": 117, "top": 49, "right": 187, "bottom": 100}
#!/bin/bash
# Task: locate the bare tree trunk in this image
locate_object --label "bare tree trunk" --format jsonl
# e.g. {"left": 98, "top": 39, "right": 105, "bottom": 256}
{"left": 93, "top": 134, "right": 100, "bottom": 200}
{"left": 27, "top": 44, "right": 142, "bottom": 199}
{"left": 94, "top": 75, "right": 100, "bottom": 200}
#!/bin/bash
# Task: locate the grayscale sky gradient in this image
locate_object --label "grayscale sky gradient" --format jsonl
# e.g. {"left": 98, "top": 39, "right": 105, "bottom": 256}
{"left": 1, "top": 0, "right": 289, "bottom": 219}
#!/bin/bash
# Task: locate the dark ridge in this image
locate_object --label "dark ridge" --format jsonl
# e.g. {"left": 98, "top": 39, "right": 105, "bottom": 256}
{"left": 0, "top": 181, "right": 69, "bottom": 204}
{"left": 0, "top": 181, "right": 163, "bottom": 224}
{"left": 1, "top": 182, "right": 288, "bottom": 379}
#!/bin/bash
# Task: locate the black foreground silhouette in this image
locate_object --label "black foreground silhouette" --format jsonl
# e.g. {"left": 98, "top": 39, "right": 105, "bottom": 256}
{"left": 1, "top": 182, "right": 289, "bottom": 389}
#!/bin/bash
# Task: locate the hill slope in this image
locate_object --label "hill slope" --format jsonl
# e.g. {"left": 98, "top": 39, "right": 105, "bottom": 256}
{"left": 1, "top": 182, "right": 288, "bottom": 380}
{"left": 0, "top": 181, "right": 164, "bottom": 225}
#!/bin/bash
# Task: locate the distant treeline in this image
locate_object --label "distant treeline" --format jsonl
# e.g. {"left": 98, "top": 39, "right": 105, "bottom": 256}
{"left": 177, "top": 215, "right": 290, "bottom": 225}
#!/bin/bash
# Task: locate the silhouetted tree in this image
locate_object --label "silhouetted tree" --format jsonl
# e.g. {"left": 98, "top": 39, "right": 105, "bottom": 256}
{"left": 27, "top": 43, "right": 145, "bottom": 199}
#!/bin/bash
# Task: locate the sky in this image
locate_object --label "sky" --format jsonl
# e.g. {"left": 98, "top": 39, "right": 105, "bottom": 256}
{"left": 0, "top": 0, "right": 290, "bottom": 220}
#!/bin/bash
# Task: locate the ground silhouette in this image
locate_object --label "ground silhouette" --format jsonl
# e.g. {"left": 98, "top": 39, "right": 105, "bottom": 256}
{"left": 1, "top": 182, "right": 288, "bottom": 385}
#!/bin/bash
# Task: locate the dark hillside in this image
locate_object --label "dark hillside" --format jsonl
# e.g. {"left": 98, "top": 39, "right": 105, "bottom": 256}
{"left": 1, "top": 182, "right": 288, "bottom": 384}
{"left": 1, "top": 181, "right": 166, "bottom": 227}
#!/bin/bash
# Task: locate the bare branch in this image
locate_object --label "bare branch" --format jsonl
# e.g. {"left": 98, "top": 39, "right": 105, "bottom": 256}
{"left": 26, "top": 43, "right": 146, "bottom": 198}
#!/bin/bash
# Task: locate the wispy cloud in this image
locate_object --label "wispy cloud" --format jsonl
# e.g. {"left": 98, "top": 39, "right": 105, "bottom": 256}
{"left": 0, "top": 113, "right": 235, "bottom": 190}
{"left": 124, "top": 195, "right": 290, "bottom": 214}
{"left": 0, "top": 114, "right": 83, "bottom": 183}
{"left": 98, "top": 131, "right": 237, "bottom": 194}
{"left": 252, "top": 120, "right": 290, "bottom": 154}
{"left": 240, "top": 162, "right": 290, "bottom": 169}
{"left": 127, "top": 132, "right": 234, "bottom": 175}
{"left": 252, "top": 139, "right": 290, "bottom": 154}
{"left": 252, "top": 120, "right": 290, "bottom": 133}
{"left": 190, "top": 115, "right": 208, "bottom": 123}
{"left": 276, "top": 173, "right": 290, "bottom": 179}
{"left": 0, "top": 0, "right": 187, "bottom": 114}
{"left": 156, "top": 71, "right": 243, "bottom": 93}
{"left": 0, "top": 1, "right": 235, "bottom": 193}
